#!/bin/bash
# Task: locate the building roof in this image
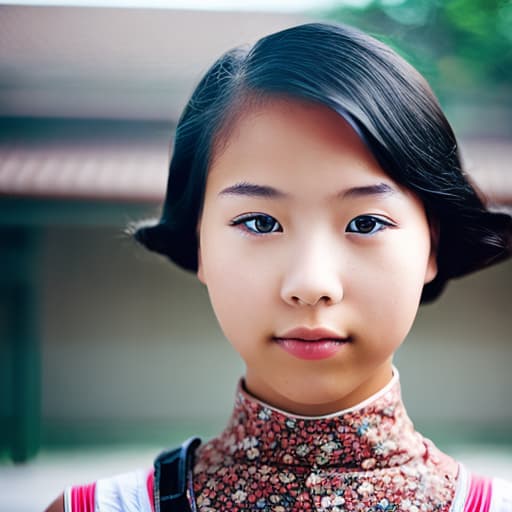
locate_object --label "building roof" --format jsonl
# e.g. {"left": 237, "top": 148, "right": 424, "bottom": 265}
{"left": 0, "top": 141, "right": 167, "bottom": 204}
{"left": 0, "top": 120, "right": 511, "bottom": 205}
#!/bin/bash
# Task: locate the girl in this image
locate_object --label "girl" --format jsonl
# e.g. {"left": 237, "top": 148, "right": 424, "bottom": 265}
{"left": 47, "top": 21, "right": 512, "bottom": 512}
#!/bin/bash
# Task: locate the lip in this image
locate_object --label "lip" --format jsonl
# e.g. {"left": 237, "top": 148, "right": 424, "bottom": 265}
{"left": 274, "top": 326, "right": 349, "bottom": 342}
{"left": 272, "top": 327, "right": 351, "bottom": 361}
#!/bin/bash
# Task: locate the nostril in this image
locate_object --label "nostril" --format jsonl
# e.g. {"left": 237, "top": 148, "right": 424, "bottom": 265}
{"left": 291, "top": 295, "right": 332, "bottom": 306}
{"left": 283, "top": 282, "right": 344, "bottom": 307}
{"left": 292, "top": 296, "right": 312, "bottom": 306}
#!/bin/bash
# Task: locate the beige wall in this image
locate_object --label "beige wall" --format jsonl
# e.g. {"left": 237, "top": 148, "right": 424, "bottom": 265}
{"left": 40, "top": 225, "right": 512, "bottom": 434}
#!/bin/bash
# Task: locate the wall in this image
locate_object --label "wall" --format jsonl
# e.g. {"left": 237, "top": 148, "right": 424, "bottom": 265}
{"left": 40, "top": 225, "right": 512, "bottom": 444}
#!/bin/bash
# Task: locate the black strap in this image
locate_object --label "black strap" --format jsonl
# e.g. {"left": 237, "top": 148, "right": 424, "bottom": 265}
{"left": 153, "top": 436, "right": 202, "bottom": 512}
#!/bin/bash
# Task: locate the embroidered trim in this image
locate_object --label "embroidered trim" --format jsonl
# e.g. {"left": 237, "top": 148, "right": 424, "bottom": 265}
{"left": 68, "top": 482, "right": 95, "bottom": 512}
{"left": 464, "top": 474, "right": 492, "bottom": 512}
{"left": 63, "top": 487, "right": 72, "bottom": 512}
{"left": 451, "top": 464, "right": 470, "bottom": 512}
{"left": 147, "top": 470, "right": 155, "bottom": 512}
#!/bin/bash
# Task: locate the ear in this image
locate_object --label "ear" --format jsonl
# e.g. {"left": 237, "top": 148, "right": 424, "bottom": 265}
{"left": 424, "top": 216, "right": 440, "bottom": 284}
{"left": 197, "top": 245, "right": 206, "bottom": 284}
{"left": 196, "top": 220, "right": 206, "bottom": 284}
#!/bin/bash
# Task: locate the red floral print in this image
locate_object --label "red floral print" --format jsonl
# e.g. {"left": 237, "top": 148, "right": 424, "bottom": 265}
{"left": 193, "top": 373, "right": 459, "bottom": 511}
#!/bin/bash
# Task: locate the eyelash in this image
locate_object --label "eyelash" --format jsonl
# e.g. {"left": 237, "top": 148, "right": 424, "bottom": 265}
{"left": 230, "top": 214, "right": 283, "bottom": 235}
{"left": 346, "top": 215, "right": 394, "bottom": 235}
{"left": 230, "top": 213, "right": 395, "bottom": 236}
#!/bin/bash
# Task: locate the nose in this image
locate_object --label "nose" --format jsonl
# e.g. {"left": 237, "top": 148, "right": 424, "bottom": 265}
{"left": 280, "top": 237, "right": 344, "bottom": 307}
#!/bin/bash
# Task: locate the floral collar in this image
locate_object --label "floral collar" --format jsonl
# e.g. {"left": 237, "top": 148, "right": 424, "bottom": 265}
{"left": 193, "top": 368, "right": 459, "bottom": 511}
{"left": 216, "top": 369, "right": 425, "bottom": 470}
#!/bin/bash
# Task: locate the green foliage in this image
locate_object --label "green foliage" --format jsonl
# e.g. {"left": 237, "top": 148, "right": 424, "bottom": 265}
{"left": 320, "top": 0, "right": 512, "bottom": 106}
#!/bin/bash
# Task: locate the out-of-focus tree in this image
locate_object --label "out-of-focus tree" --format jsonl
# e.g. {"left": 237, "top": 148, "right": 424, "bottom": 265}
{"left": 322, "top": 0, "right": 512, "bottom": 107}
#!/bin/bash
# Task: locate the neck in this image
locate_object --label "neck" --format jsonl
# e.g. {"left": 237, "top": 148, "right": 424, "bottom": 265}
{"left": 244, "top": 363, "right": 395, "bottom": 416}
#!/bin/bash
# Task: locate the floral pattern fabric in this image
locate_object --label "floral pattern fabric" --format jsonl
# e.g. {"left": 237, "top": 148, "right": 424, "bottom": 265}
{"left": 192, "top": 373, "right": 459, "bottom": 512}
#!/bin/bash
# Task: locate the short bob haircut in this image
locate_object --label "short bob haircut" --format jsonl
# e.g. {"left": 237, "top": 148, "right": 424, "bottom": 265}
{"left": 134, "top": 21, "right": 512, "bottom": 304}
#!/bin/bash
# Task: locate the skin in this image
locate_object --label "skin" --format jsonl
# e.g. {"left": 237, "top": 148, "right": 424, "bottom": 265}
{"left": 198, "top": 97, "right": 438, "bottom": 416}
{"left": 44, "top": 494, "right": 64, "bottom": 512}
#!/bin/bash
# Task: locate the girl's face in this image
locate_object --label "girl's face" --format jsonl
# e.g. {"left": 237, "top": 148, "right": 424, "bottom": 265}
{"left": 197, "top": 98, "right": 437, "bottom": 416}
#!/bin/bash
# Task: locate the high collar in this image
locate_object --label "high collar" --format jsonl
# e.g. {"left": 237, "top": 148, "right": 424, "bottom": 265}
{"left": 216, "top": 368, "right": 426, "bottom": 470}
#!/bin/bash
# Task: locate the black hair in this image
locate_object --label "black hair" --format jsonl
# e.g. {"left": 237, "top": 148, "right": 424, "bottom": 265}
{"left": 134, "top": 21, "right": 512, "bottom": 304}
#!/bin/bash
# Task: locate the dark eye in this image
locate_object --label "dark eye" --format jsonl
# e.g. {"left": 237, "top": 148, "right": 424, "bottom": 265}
{"left": 232, "top": 214, "right": 282, "bottom": 234}
{"left": 346, "top": 215, "right": 392, "bottom": 235}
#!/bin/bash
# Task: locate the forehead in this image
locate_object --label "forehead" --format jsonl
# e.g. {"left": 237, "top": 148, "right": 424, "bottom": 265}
{"left": 208, "top": 96, "right": 396, "bottom": 193}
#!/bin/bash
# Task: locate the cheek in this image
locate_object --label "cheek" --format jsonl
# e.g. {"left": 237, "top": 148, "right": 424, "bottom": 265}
{"left": 200, "top": 231, "right": 278, "bottom": 347}
{"left": 349, "top": 234, "right": 430, "bottom": 344}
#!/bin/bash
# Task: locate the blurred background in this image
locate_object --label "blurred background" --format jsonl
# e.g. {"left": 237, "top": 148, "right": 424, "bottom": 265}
{"left": 0, "top": 0, "right": 511, "bottom": 510}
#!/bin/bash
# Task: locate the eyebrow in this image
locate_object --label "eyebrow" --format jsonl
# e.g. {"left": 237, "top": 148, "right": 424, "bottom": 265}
{"left": 218, "top": 182, "right": 286, "bottom": 198}
{"left": 218, "top": 181, "right": 397, "bottom": 199}
{"left": 338, "top": 182, "right": 397, "bottom": 199}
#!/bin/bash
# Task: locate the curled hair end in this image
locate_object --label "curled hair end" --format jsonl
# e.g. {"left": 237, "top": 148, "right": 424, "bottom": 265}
{"left": 128, "top": 219, "right": 198, "bottom": 271}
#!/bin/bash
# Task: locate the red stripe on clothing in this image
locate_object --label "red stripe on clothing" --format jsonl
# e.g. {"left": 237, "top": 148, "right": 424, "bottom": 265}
{"left": 70, "top": 483, "right": 96, "bottom": 512}
{"left": 464, "top": 474, "right": 492, "bottom": 512}
{"left": 147, "top": 470, "right": 155, "bottom": 512}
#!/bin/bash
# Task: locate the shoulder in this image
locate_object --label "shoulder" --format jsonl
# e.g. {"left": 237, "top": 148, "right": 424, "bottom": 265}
{"left": 64, "top": 468, "right": 154, "bottom": 512}
{"left": 452, "top": 465, "right": 512, "bottom": 512}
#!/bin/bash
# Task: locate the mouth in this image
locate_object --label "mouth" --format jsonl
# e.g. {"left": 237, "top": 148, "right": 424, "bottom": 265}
{"left": 274, "top": 326, "right": 350, "bottom": 342}
{"left": 272, "top": 327, "right": 351, "bottom": 360}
